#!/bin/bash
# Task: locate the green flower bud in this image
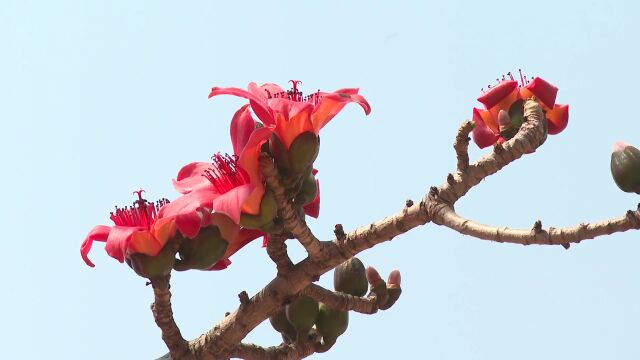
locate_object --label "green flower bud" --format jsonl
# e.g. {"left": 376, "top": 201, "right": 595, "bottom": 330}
{"left": 334, "top": 257, "right": 368, "bottom": 297}
{"left": 611, "top": 141, "right": 640, "bottom": 194}
{"left": 297, "top": 171, "right": 318, "bottom": 206}
{"left": 315, "top": 303, "right": 349, "bottom": 346}
{"left": 285, "top": 295, "right": 318, "bottom": 340}
{"left": 269, "top": 133, "right": 292, "bottom": 172}
{"left": 173, "top": 227, "right": 228, "bottom": 271}
{"left": 289, "top": 132, "right": 319, "bottom": 173}
{"left": 269, "top": 307, "right": 297, "bottom": 343}
{"left": 240, "top": 190, "right": 277, "bottom": 229}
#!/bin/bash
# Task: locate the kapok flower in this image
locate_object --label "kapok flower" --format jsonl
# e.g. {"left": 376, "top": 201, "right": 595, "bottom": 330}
{"left": 80, "top": 190, "right": 208, "bottom": 268}
{"left": 208, "top": 80, "right": 371, "bottom": 151}
{"left": 472, "top": 70, "right": 569, "bottom": 148}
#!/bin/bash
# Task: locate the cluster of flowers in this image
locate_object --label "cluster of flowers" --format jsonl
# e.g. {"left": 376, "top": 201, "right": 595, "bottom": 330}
{"left": 80, "top": 81, "right": 370, "bottom": 279}
{"left": 471, "top": 71, "right": 569, "bottom": 148}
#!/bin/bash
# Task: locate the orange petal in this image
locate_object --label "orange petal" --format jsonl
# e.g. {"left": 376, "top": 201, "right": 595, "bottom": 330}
{"left": 546, "top": 104, "right": 569, "bottom": 135}
{"left": 241, "top": 185, "right": 266, "bottom": 216}
{"left": 487, "top": 88, "right": 519, "bottom": 126}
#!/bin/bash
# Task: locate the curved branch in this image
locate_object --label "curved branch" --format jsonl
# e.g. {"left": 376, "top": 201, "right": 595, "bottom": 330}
{"left": 228, "top": 342, "right": 316, "bottom": 360}
{"left": 150, "top": 275, "right": 194, "bottom": 360}
{"left": 266, "top": 234, "right": 294, "bottom": 274}
{"left": 303, "top": 283, "right": 379, "bottom": 314}
{"left": 259, "top": 154, "right": 325, "bottom": 260}
{"left": 454, "top": 120, "right": 474, "bottom": 172}
{"left": 437, "top": 206, "right": 640, "bottom": 247}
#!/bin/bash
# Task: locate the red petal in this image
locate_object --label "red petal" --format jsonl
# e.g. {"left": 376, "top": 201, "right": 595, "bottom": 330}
{"left": 477, "top": 81, "right": 518, "bottom": 109}
{"left": 230, "top": 104, "right": 257, "bottom": 157}
{"left": 523, "top": 77, "right": 558, "bottom": 109}
{"left": 80, "top": 225, "right": 112, "bottom": 267}
{"left": 546, "top": 104, "right": 569, "bottom": 135}
{"left": 172, "top": 162, "right": 215, "bottom": 194}
{"left": 210, "top": 183, "right": 253, "bottom": 223}
{"left": 224, "top": 228, "right": 263, "bottom": 259}
{"left": 303, "top": 179, "right": 320, "bottom": 218}
{"left": 311, "top": 88, "right": 371, "bottom": 133}
{"left": 208, "top": 258, "right": 232, "bottom": 271}
{"left": 104, "top": 226, "right": 142, "bottom": 263}
{"left": 158, "top": 190, "right": 218, "bottom": 219}
{"left": 209, "top": 84, "right": 275, "bottom": 126}
{"left": 472, "top": 108, "right": 500, "bottom": 148}
{"left": 238, "top": 126, "right": 273, "bottom": 185}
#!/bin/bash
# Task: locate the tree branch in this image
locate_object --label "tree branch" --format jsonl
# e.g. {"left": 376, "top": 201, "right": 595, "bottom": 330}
{"left": 266, "top": 234, "right": 294, "bottom": 274}
{"left": 302, "top": 283, "right": 379, "bottom": 314}
{"left": 259, "top": 154, "right": 325, "bottom": 260}
{"left": 436, "top": 206, "right": 640, "bottom": 247}
{"left": 454, "top": 120, "right": 474, "bottom": 172}
{"left": 150, "top": 275, "right": 194, "bottom": 360}
{"left": 228, "top": 342, "right": 316, "bottom": 360}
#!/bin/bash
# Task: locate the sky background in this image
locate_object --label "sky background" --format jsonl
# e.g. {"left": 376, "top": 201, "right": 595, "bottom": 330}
{"left": 2, "top": 0, "right": 640, "bottom": 359}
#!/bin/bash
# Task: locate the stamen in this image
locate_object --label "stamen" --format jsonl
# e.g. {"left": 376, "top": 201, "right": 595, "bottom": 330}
{"left": 518, "top": 69, "right": 525, "bottom": 87}
{"left": 203, "top": 153, "right": 250, "bottom": 193}
{"left": 109, "top": 190, "right": 169, "bottom": 229}
{"left": 263, "top": 81, "right": 323, "bottom": 105}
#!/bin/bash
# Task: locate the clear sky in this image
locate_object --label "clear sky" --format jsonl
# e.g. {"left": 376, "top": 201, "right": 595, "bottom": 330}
{"left": 3, "top": 0, "right": 640, "bottom": 359}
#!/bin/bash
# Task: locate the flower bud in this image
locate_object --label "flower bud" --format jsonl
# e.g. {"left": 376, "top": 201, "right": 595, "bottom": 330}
{"left": 334, "top": 257, "right": 368, "bottom": 297}
{"left": 285, "top": 295, "right": 319, "bottom": 341}
{"left": 269, "top": 307, "right": 297, "bottom": 343}
{"left": 173, "top": 226, "right": 228, "bottom": 271}
{"left": 366, "top": 266, "right": 389, "bottom": 306}
{"left": 288, "top": 132, "right": 320, "bottom": 173}
{"left": 315, "top": 303, "right": 348, "bottom": 352}
{"left": 611, "top": 141, "right": 640, "bottom": 194}
{"left": 379, "top": 269, "right": 402, "bottom": 310}
{"left": 297, "top": 171, "right": 318, "bottom": 206}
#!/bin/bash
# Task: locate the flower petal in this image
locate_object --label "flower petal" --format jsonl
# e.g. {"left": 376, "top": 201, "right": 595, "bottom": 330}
{"left": 472, "top": 108, "right": 500, "bottom": 149}
{"left": 522, "top": 77, "right": 558, "bottom": 109}
{"left": 223, "top": 228, "right": 262, "bottom": 259}
{"left": 209, "top": 84, "right": 275, "bottom": 126}
{"left": 208, "top": 258, "right": 232, "bottom": 271}
{"left": 159, "top": 190, "right": 218, "bottom": 219}
{"left": 230, "top": 104, "right": 257, "bottom": 156}
{"left": 270, "top": 100, "right": 314, "bottom": 149}
{"left": 172, "top": 162, "right": 215, "bottom": 194}
{"left": 311, "top": 88, "right": 371, "bottom": 133}
{"left": 477, "top": 81, "right": 518, "bottom": 110}
{"left": 546, "top": 104, "right": 569, "bottom": 135}
{"left": 211, "top": 183, "right": 254, "bottom": 223}
{"left": 210, "top": 212, "right": 240, "bottom": 243}
{"left": 238, "top": 126, "right": 273, "bottom": 185}
{"left": 104, "top": 226, "right": 143, "bottom": 263}
{"left": 81, "top": 225, "right": 112, "bottom": 267}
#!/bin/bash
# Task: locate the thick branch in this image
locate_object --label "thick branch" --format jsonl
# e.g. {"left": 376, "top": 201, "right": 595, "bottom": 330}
{"left": 454, "top": 120, "right": 474, "bottom": 171}
{"left": 259, "top": 154, "right": 325, "bottom": 260}
{"left": 437, "top": 206, "right": 640, "bottom": 246}
{"left": 303, "top": 283, "right": 379, "bottom": 314}
{"left": 228, "top": 342, "right": 316, "bottom": 360}
{"left": 266, "top": 234, "right": 294, "bottom": 274}
{"left": 150, "top": 276, "right": 194, "bottom": 360}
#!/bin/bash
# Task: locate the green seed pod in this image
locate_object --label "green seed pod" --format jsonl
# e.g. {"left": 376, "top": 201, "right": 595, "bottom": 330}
{"left": 240, "top": 190, "right": 277, "bottom": 229}
{"left": 269, "top": 307, "right": 297, "bottom": 343}
{"left": 289, "top": 132, "right": 320, "bottom": 173}
{"left": 334, "top": 258, "right": 368, "bottom": 297}
{"left": 173, "top": 227, "right": 228, "bottom": 271}
{"left": 285, "top": 295, "right": 318, "bottom": 340}
{"left": 315, "top": 303, "right": 349, "bottom": 344}
{"left": 125, "top": 239, "right": 178, "bottom": 280}
{"left": 611, "top": 142, "right": 640, "bottom": 194}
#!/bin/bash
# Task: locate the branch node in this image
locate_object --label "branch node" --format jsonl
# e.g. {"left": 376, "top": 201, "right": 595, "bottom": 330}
{"left": 334, "top": 224, "right": 346, "bottom": 240}
{"left": 446, "top": 173, "right": 455, "bottom": 185}
{"left": 493, "top": 142, "right": 504, "bottom": 153}
{"left": 238, "top": 291, "right": 250, "bottom": 306}
{"left": 532, "top": 220, "right": 543, "bottom": 234}
{"left": 405, "top": 199, "right": 414, "bottom": 207}
{"left": 429, "top": 186, "right": 439, "bottom": 197}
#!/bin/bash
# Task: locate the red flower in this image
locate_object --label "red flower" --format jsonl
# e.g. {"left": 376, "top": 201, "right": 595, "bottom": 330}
{"left": 80, "top": 190, "right": 208, "bottom": 268}
{"left": 472, "top": 70, "right": 569, "bottom": 148}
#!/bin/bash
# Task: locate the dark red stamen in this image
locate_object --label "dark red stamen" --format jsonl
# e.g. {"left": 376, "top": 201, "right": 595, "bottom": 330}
{"left": 203, "top": 153, "right": 250, "bottom": 193}
{"left": 110, "top": 190, "right": 169, "bottom": 230}
{"left": 263, "top": 80, "right": 322, "bottom": 105}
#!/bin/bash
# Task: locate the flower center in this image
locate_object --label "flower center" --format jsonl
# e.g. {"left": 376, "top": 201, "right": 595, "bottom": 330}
{"left": 263, "top": 80, "right": 322, "bottom": 105}
{"left": 110, "top": 190, "right": 169, "bottom": 230}
{"left": 203, "top": 153, "right": 250, "bottom": 193}
{"left": 481, "top": 69, "right": 533, "bottom": 92}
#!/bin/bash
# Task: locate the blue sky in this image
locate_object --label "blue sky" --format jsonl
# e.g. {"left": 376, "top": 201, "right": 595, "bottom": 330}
{"left": 3, "top": 0, "right": 640, "bottom": 358}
